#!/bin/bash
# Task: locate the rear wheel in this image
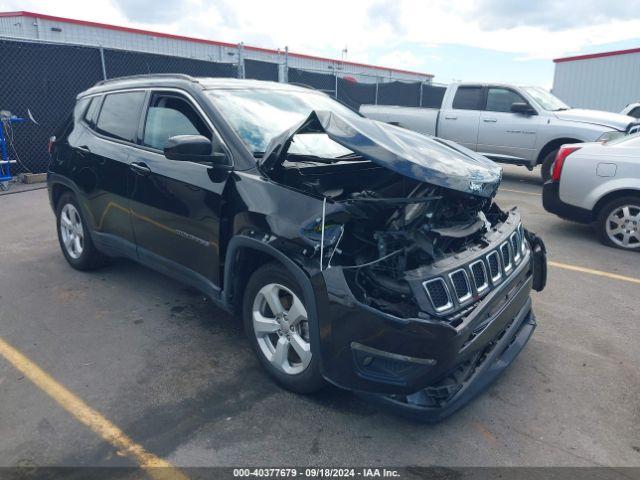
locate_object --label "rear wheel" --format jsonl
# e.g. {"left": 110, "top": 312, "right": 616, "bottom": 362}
{"left": 243, "top": 262, "right": 324, "bottom": 393}
{"left": 540, "top": 149, "right": 558, "bottom": 182}
{"left": 596, "top": 196, "right": 640, "bottom": 251}
{"left": 56, "top": 192, "right": 108, "bottom": 270}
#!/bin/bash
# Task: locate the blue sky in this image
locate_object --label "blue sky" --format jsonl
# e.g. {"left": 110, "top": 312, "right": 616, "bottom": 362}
{"left": 2, "top": 0, "right": 639, "bottom": 88}
{"left": 383, "top": 38, "right": 640, "bottom": 88}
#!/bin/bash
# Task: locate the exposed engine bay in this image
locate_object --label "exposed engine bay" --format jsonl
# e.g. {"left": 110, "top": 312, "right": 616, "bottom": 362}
{"left": 258, "top": 110, "right": 513, "bottom": 320}
{"left": 269, "top": 150, "right": 510, "bottom": 319}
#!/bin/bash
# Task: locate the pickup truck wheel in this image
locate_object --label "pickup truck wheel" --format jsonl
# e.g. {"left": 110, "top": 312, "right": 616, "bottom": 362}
{"left": 56, "top": 192, "right": 108, "bottom": 270}
{"left": 540, "top": 149, "right": 558, "bottom": 182}
{"left": 243, "top": 262, "right": 325, "bottom": 393}
{"left": 596, "top": 197, "right": 640, "bottom": 251}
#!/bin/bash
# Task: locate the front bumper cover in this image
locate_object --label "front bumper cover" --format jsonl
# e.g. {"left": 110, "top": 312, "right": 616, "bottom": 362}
{"left": 360, "top": 304, "right": 536, "bottom": 422}
{"left": 310, "top": 221, "right": 547, "bottom": 420}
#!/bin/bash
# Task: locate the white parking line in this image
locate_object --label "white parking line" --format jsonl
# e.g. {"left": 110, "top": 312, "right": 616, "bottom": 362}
{"left": 500, "top": 188, "right": 542, "bottom": 196}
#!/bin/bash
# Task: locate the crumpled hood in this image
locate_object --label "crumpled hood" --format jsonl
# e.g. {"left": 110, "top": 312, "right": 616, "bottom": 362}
{"left": 554, "top": 108, "right": 635, "bottom": 131}
{"left": 260, "top": 110, "right": 502, "bottom": 198}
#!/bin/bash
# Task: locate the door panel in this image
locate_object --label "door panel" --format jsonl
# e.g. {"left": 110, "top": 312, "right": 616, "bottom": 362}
{"left": 438, "top": 85, "right": 483, "bottom": 151}
{"left": 129, "top": 91, "right": 229, "bottom": 287}
{"left": 73, "top": 91, "right": 146, "bottom": 250}
{"left": 477, "top": 87, "right": 539, "bottom": 162}
{"left": 438, "top": 109, "right": 481, "bottom": 151}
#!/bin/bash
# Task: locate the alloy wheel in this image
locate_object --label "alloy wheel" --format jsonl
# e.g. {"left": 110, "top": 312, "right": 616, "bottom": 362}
{"left": 252, "top": 283, "right": 311, "bottom": 375}
{"left": 60, "top": 203, "right": 85, "bottom": 259}
{"left": 605, "top": 204, "right": 640, "bottom": 249}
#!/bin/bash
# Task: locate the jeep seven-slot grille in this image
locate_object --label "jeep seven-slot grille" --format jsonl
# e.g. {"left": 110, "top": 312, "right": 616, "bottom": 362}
{"left": 422, "top": 224, "right": 527, "bottom": 314}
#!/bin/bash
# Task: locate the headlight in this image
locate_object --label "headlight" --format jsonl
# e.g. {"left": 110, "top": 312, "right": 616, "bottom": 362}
{"left": 596, "top": 131, "right": 625, "bottom": 143}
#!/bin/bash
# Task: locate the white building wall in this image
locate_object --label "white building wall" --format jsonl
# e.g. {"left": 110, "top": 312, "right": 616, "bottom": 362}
{"left": 553, "top": 52, "right": 640, "bottom": 113}
{"left": 0, "top": 13, "right": 431, "bottom": 84}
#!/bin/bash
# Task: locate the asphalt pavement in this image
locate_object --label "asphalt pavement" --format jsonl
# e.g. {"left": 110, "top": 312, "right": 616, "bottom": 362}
{"left": 0, "top": 165, "right": 639, "bottom": 471}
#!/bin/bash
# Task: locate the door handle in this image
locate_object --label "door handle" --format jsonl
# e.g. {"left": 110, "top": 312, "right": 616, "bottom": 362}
{"left": 444, "top": 116, "right": 457, "bottom": 120}
{"left": 76, "top": 145, "right": 91, "bottom": 157}
{"left": 483, "top": 118, "right": 497, "bottom": 123}
{"left": 130, "top": 162, "right": 151, "bottom": 176}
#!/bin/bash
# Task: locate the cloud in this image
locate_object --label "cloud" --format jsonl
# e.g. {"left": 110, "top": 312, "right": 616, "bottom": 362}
{"left": 368, "top": 0, "right": 405, "bottom": 35}
{"left": 471, "top": 0, "right": 639, "bottom": 31}
{"left": 1, "top": 0, "right": 639, "bottom": 82}
{"left": 111, "top": 0, "right": 196, "bottom": 24}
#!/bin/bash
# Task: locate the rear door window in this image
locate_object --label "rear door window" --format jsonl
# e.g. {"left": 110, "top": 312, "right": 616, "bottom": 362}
{"left": 452, "top": 86, "right": 483, "bottom": 110}
{"left": 95, "top": 91, "right": 146, "bottom": 143}
{"left": 142, "top": 93, "right": 210, "bottom": 150}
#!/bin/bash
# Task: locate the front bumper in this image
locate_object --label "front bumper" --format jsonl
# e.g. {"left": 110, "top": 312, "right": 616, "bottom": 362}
{"left": 362, "top": 305, "right": 536, "bottom": 422}
{"left": 310, "top": 222, "right": 546, "bottom": 420}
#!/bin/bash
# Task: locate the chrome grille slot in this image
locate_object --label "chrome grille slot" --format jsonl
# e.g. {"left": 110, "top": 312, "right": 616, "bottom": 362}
{"left": 487, "top": 251, "right": 502, "bottom": 282}
{"left": 470, "top": 260, "right": 489, "bottom": 293}
{"left": 518, "top": 224, "right": 526, "bottom": 254}
{"left": 449, "top": 269, "right": 472, "bottom": 302}
{"left": 423, "top": 278, "right": 452, "bottom": 312}
{"left": 500, "top": 242, "right": 512, "bottom": 273}
{"left": 510, "top": 232, "right": 521, "bottom": 263}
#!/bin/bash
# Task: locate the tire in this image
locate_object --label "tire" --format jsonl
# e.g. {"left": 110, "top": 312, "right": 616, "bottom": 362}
{"left": 595, "top": 196, "right": 640, "bottom": 251}
{"left": 56, "top": 192, "right": 109, "bottom": 270}
{"left": 540, "top": 149, "right": 558, "bottom": 182}
{"left": 243, "top": 262, "right": 324, "bottom": 393}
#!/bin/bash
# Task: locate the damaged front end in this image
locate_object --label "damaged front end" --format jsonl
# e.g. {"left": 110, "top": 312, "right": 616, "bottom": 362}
{"left": 260, "top": 110, "right": 547, "bottom": 421}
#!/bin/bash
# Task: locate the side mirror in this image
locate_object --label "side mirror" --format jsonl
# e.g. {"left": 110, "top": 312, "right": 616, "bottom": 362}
{"left": 511, "top": 102, "right": 537, "bottom": 115}
{"left": 164, "top": 135, "right": 228, "bottom": 165}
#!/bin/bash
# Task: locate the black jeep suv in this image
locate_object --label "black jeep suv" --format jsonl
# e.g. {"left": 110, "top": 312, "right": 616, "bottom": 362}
{"left": 48, "top": 74, "right": 547, "bottom": 421}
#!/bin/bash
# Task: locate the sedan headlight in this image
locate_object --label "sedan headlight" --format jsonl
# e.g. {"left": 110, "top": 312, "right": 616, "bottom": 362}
{"left": 596, "top": 131, "right": 625, "bottom": 143}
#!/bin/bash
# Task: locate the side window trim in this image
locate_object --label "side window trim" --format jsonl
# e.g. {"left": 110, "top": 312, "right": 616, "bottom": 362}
{"left": 484, "top": 87, "right": 534, "bottom": 113}
{"left": 139, "top": 88, "right": 233, "bottom": 166}
{"left": 83, "top": 89, "right": 147, "bottom": 148}
{"left": 451, "top": 85, "right": 485, "bottom": 111}
{"left": 141, "top": 90, "right": 212, "bottom": 152}
{"left": 80, "top": 95, "right": 103, "bottom": 129}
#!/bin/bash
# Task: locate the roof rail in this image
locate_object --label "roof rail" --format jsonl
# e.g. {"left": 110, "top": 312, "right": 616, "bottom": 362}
{"left": 95, "top": 73, "right": 198, "bottom": 86}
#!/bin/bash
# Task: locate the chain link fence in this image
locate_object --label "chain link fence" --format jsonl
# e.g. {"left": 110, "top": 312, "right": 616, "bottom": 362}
{"left": 0, "top": 36, "right": 442, "bottom": 174}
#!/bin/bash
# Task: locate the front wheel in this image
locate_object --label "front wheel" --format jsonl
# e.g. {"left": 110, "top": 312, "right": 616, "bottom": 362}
{"left": 243, "top": 262, "right": 324, "bottom": 393}
{"left": 540, "top": 149, "right": 558, "bottom": 182}
{"left": 595, "top": 196, "right": 640, "bottom": 251}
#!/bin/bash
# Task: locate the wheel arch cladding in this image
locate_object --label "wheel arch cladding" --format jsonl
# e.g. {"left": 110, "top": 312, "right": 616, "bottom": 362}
{"left": 50, "top": 182, "right": 73, "bottom": 209}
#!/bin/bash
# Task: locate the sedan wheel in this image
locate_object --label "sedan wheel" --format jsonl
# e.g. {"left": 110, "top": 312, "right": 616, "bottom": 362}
{"left": 604, "top": 204, "right": 640, "bottom": 249}
{"left": 252, "top": 282, "right": 312, "bottom": 375}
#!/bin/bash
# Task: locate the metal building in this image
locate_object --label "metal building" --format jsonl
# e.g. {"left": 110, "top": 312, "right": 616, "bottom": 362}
{"left": 0, "top": 10, "right": 433, "bottom": 84}
{"left": 552, "top": 47, "right": 640, "bottom": 113}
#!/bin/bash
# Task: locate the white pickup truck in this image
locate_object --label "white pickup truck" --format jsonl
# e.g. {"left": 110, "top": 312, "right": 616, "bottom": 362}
{"left": 361, "top": 83, "right": 640, "bottom": 180}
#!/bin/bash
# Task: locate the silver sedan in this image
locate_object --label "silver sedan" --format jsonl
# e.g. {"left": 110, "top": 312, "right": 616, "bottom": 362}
{"left": 542, "top": 134, "right": 640, "bottom": 251}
